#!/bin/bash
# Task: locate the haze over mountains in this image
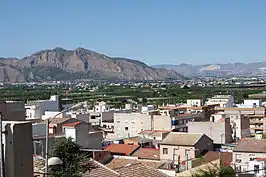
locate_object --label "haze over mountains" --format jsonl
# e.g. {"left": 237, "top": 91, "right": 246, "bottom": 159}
{"left": 153, "top": 62, "right": 266, "bottom": 77}
{"left": 0, "top": 47, "right": 183, "bottom": 82}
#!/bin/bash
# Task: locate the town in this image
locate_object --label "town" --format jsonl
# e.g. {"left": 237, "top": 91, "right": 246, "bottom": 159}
{"left": 1, "top": 82, "right": 266, "bottom": 176}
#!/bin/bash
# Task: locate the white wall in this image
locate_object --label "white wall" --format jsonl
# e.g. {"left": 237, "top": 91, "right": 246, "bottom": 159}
{"left": 244, "top": 100, "right": 262, "bottom": 107}
{"left": 64, "top": 128, "right": 76, "bottom": 140}
{"left": 187, "top": 99, "right": 202, "bottom": 107}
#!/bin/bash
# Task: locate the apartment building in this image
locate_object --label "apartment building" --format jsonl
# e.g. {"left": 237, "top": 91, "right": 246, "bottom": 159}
{"left": 186, "top": 99, "right": 202, "bottom": 107}
{"left": 206, "top": 95, "right": 234, "bottom": 108}
{"left": 218, "top": 107, "right": 266, "bottom": 139}
{"left": 114, "top": 112, "right": 172, "bottom": 138}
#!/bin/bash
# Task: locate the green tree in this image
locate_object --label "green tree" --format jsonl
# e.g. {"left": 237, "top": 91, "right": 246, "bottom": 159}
{"left": 191, "top": 166, "right": 235, "bottom": 177}
{"left": 49, "top": 138, "right": 90, "bottom": 177}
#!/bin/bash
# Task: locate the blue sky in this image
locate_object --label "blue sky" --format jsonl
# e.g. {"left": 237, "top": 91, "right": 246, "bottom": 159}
{"left": 0, "top": 0, "right": 265, "bottom": 65}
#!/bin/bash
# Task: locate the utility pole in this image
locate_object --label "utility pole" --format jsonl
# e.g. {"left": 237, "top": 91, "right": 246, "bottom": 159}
{"left": 0, "top": 113, "right": 3, "bottom": 177}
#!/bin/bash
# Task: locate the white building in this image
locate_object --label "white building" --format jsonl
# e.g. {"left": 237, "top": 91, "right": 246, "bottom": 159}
{"left": 25, "top": 95, "right": 60, "bottom": 119}
{"left": 186, "top": 99, "right": 202, "bottom": 107}
{"left": 205, "top": 95, "right": 234, "bottom": 108}
{"left": 246, "top": 159, "right": 266, "bottom": 177}
{"left": 114, "top": 113, "right": 171, "bottom": 138}
{"left": 94, "top": 101, "right": 110, "bottom": 112}
{"left": 237, "top": 99, "right": 263, "bottom": 108}
{"left": 63, "top": 121, "right": 103, "bottom": 149}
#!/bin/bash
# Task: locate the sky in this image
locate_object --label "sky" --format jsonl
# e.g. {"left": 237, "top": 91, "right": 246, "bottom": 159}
{"left": 0, "top": 0, "right": 265, "bottom": 65}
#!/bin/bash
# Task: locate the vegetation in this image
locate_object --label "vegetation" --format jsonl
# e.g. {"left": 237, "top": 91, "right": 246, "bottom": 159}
{"left": 49, "top": 138, "right": 90, "bottom": 177}
{"left": 191, "top": 165, "right": 236, "bottom": 177}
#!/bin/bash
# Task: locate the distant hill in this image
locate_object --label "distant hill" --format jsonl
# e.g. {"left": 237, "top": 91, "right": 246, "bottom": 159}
{"left": 153, "top": 62, "right": 266, "bottom": 77}
{"left": 0, "top": 47, "right": 183, "bottom": 82}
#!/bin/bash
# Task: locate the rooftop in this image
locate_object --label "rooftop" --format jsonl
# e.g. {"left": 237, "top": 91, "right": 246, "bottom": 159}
{"left": 104, "top": 144, "right": 140, "bottom": 156}
{"left": 106, "top": 158, "right": 163, "bottom": 169}
{"left": 160, "top": 132, "right": 205, "bottom": 146}
{"left": 63, "top": 121, "right": 82, "bottom": 127}
{"left": 132, "top": 148, "right": 160, "bottom": 160}
{"left": 234, "top": 139, "right": 266, "bottom": 153}
{"left": 192, "top": 151, "right": 232, "bottom": 167}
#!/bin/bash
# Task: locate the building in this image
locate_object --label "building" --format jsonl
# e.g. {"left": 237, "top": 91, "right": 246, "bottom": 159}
{"left": 220, "top": 107, "right": 266, "bottom": 139}
{"left": 187, "top": 118, "right": 233, "bottom": 145}
{"left": 237, "top": 99, "right": 263, "bottom": 108}
{"left": 46, "top": 117, "right": 80, "bottom": 135}
{"left": 114, "top": 113, "right": 171, "bottom": 138}
{"left": 233, "top": 139, "right": 266, "bottom": 173}
{"left": 138, "top": 130, "right": 170, "bottom": 141}
{"left": 2, "top": 121, "right": 33, "bottom": 177}
{"left": 93, "top": 101, "right": 110, "bottom": 112}
{"left": 206, "top": 95, "right": 234, "bottom": 108}
{"left": 0, "top": 101, "right": 25, "bottom": 121}
{"left": 186, "top": 99, "right": 202, "bottom": 107}
{"left": 171, "top": 114, "right": 204, "bottom": 132}
{"left": 159, "top": 132, "right": 213, "bottom": 169}
{"left": 25, "top": 95, "right": 60, "bottom": 119}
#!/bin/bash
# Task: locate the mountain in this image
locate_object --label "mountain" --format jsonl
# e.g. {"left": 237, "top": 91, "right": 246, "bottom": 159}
{"left": 153, "top": 62, "right": 266, "bottom": 77}
{"left": 0, "top": 48, "right": 183, "bottom": 82}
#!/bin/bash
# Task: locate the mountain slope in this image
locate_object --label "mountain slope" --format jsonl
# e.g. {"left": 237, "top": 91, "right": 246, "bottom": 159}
{"left": 0, "top": 48, "right": 183, "bottom": 82}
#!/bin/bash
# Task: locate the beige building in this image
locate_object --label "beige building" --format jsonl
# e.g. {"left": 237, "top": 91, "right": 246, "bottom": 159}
{"left": 0, "top": 101, "right": 25, "bottom": 121}
{"left": 217, "top": 107, "right": 266, "bottom": 138}
{"left": 233, "top": 139, "right": 266, "bottom": 173}
{"left": 159, "top": 132, "right": 213, "bottom": 169}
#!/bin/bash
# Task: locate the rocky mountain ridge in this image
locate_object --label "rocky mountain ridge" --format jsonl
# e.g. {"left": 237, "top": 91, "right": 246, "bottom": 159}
{"left": 0, "top": 48, "right": 183, "bottom": 82}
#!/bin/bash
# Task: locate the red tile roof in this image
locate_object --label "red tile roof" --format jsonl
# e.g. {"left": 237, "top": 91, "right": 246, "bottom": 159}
{"left": 192, "top": 151, "right": 232, "bottom": 167}
{"left": 104, "top": 144, "right": 140, "bottom": 156}
{"left": 63, "top": 121, "right": 82, "bottom": 127}
{"left": 132, "top": 148, "right": 160, "bottom": 160}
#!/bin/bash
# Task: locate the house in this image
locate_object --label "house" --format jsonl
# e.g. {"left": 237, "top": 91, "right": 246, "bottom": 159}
{"left": 233, "top": 139, "right": 266, "bottom": 173}
{"left": 159, "top": 132, "right": 213, "bottom": 169}
{"left": 205, "top": 95, "right": 234, "bottom": 108}
{"left": 104, "top": 144, "right": 140, "bottom": 156}
{"left": 245, "top": 158, "right": 266, "bottom": 177}
{"left": 138, "top": 130, "right": 170, "bottom": 141}
{"left": 45, "top": 117, "right": 80, "bottom": 135}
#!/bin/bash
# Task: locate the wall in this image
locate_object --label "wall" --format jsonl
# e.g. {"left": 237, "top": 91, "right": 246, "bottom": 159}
{"left": 25, "top": 105, "right": 42, "bottom": 119}
{"left": 75, "top": 123, "right": 90, "bottom": 148}
{"left": 32, "top": 123, "right": 46, "bottom": 137}
{"left": 153, "top": 115, "right": 172, "bottom": 131}
{"left": 187, "top": 119, "right": 233, "bottom": 144}
{"left": 3, "top": 121, "right": 33, "bottom": 177}
{"left": 0, "top": 102, "right": 25, "bottom": 121}
{"left": 187, "top": 99, "right": 202, "bottom": 107}
{"left": 114, "top": 113, "right": 152, "bottom": 138}
{"left": 244, "top": 99, "right": 262, "bottom": 107}
{"left": 233, "top": 152, "right": 266, "bottom": 172}
{"left": 87, "top": 132, "right": 103, "bottom": 150}
{"left": 64, "top": 127, "right": 76, "bottom": 140}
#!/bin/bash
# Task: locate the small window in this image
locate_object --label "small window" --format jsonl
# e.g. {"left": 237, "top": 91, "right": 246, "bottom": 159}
{"left": 125, "top": 127, "right": 128, "bottom": 131}
{"left": 163, "top": 148, "right": 168, "bottom": 154}
{"left": 125, "top": 120, "right": 129, "bottom": 123}
{"left": 254, "top": 165, "right": 259, "bottom": 173}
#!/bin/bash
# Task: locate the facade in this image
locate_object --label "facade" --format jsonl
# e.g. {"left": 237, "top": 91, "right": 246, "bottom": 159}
{"left": 2, "top": 121, "right": 33, "bottom": 177}
{"left": 233, "top": 139, "right": 266, "bottom": 173}
{"left": 25, "top": 95, "right": 60, "bottom": 119}
{"left": 206, "top": 95, "right": 234, "bottom": 108}
{"left": 93, "top": 101, "right": 110, "bottom": 112}
{"left": 187, "top": 118, "right": 233, "bottom": 144}
{"left": 114, "top": 113, "right": 171, "bottom": 138}
{"left": 222, "top": 107, "right": 266, "bottom": 138}
{"left": 171, "top": 114, "right": 204, "bottom": 132}
{"left": 47, "top": 117, "right": 80, "bottom": 135}
{"left": 0, "top": 101, "right": 25, "bottom": 121}
{"left": 63, "top": 121, "right": 103, "bottom": 149}
{"left": 186, "top": 99, "right": 202, "bottom": 107}
{"left": 159, "top": 132, "right": 213, "bottom": 168}
{"left": 242, "top": 99, "right": 262, "bottom": 108}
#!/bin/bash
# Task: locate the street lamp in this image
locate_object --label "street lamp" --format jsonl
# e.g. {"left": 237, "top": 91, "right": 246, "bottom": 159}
{"left": 45, "top": 101, "right": 86, "bottom": 176}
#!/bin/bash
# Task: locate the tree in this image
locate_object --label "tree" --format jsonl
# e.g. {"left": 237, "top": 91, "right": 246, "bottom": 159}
{"left": 49, "top": 137, "right": 90, "bottom": 177}
{"left": 191, "top": 165, "right": 235, "bottom": 177}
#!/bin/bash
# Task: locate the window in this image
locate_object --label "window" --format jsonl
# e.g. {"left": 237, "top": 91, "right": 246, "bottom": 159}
{"left": 163, "top": 148, "right": 168, "bottom": 154}
{"left": 254, "top": 165, "right": 259, "bottom": 173}
{"left": 179, "top": 120, "right": 183, "bottom": 124}
{"left": 125, "top": 127, "right": 128, "bottom": 131}
{"left": 249, "top": 154, "right": 255, "bottom": 161}
{"left": 117, "top": 120, "right": 120, "bottom": 123}
{"left": 91, "top": 116, "right": 96, "bottom": 119}
{"left": 235, "top": 154, "right": 242, "bottom": 163}
{"left": 125, "top": 120, "right": 129, "bottom": 123}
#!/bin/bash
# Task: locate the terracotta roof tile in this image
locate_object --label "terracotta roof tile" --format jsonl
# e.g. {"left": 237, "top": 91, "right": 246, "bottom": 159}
{"left": 132, "top": 148, "right": 160, "bottom": 160}
{"left": 115, "top": 163, "right": 169, "bottom": 177}
{"left": 63, "top": 121, "right": 82, "bottom": 127}
{"left": 234, "top": 139, "right": 266, "bottom": 153}
{"left": 106, "top": 158, "right": 163, "bottom": 169}
{"left": 160, "top": 132, "right": 204, "bottom": 146}
{"left": 104, "top": 144, "right": 140, "bottom": 156}
{"left": 192, "top": 151, "right": 232, "bottom": 167}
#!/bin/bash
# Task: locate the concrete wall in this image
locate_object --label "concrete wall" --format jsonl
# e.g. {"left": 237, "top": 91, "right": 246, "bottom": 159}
{"left": 188, "top": 119, "right": 233, "bottom": 144}
{"left": 75, "top": 123, "right": 89, "bottom": 148}
{"left": 0, "top": 102, "right": 25, "bottom": 121}
{"left": 244, "top": 99, "right": 262, "bottom": 107}
{"left": 153, "top": 115, "right": 172, "bottom": 131}
{"left": 87, "top": 132, "right": 103, "bottom": 150}
{"left": 3, "top": 121, "right": 33, "bottom": 177}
